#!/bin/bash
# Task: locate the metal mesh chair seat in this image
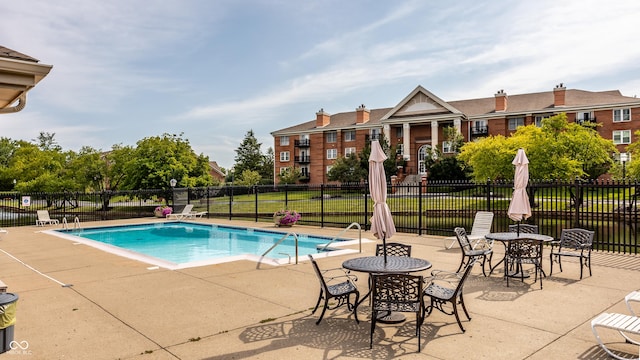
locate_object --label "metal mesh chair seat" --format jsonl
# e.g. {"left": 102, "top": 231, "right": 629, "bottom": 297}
{"left": 309, "top": 255, "right": 360, "bottom": 325}
{"left": 370, "top": 273, "right": 425, "bottom": 351}
{"left": 375, "top": 242, "right": 411, "bottom": 257}
{"left": 423, "top": 258, "right": 477, "bottom": 332}
{"left": 454, "top": 227, "right": 492, "bottom": 276}
{"left": 506, "top": 239, "right": 544, "bottom": 289}
{"left": 550, "top": 228, "right": 595, "bottom": 279}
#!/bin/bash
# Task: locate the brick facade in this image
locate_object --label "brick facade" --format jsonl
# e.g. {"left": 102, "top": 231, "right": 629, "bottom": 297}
{"left": 272, "top": 84, "right": 640, "bottom": 184}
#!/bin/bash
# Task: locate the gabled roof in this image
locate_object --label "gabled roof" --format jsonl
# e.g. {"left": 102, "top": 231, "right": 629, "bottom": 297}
{"left": 271, "top": 85, "right": 640, "bottom": 136}
{"left": 0, "top": 45, "right": 53, "bottom": 113}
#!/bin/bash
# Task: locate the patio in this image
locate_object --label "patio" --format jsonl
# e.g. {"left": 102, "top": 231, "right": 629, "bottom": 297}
{"left": 0, "top": 218, "right": 639, "bottom": 359}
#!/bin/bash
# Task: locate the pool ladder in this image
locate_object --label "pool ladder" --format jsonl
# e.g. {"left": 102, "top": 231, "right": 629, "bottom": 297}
{"left": 62, "top": 216, "right": 81, "bottom": 229}
{"left": 259, "top": 222, "right": 362, "bottom": 266}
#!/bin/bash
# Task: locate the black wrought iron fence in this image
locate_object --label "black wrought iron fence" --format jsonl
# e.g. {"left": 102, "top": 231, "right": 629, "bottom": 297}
{"left": 1, "top": 179, "right": 638, "bottom": 254}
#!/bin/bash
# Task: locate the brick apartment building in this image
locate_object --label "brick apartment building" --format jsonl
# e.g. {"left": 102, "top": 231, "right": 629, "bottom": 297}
{"left": 271, "top": 84, "right": 640, "bottom": 184}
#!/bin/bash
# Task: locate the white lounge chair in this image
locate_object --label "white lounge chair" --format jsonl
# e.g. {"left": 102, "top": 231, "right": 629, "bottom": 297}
{"left": 166, "top": 204, "right": 206, "bottom": 220}
{"left": 444, "top": 211, "right": 494, "bottom": 249}
{"left": 592, "top": 312, "right": 640, "bottom": 360}
{"left": 36, "top": 210, "right": 59, "bottom": 226}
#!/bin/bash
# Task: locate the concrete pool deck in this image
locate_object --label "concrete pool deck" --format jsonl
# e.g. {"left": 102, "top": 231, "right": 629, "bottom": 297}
{"left": 0, "top": 217, "right": 639, "bottom": 359}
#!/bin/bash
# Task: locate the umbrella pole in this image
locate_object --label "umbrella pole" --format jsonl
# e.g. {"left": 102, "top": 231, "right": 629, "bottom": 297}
{"left": 517, "top": 222, "right": 520, "bottom": 236}
{"left": 383, "top": 234, "right": 388, "bottom": 264}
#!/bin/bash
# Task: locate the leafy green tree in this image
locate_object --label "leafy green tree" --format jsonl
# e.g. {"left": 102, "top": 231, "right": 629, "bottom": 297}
{"left": 328, "top": 154, "right": 368, "bottom": 183}
{"left": 357, "top": 135, "right": 398, "bottom": 181}
{"left": 33, "top": 131, "right": 62, "bottom": 151}
{"left": 236, "top": 169, "right": 261, "bottom": 186}
{"left": 428, "top": 157, "right": 471, "bottom": 181}
{"left": 278, "top": 167, "right": 301, "bottom": 184}
{"left": 260, "top": 147, "right": 275, "bottom": 183}
{"left": 458, "top": 113, "right": 616, "bottom": 181}
{"left": 623, "top": 130, "right": 640, "bottom": 180}
{"left": 121, "top": 133, "right": 212, "bottom": 190}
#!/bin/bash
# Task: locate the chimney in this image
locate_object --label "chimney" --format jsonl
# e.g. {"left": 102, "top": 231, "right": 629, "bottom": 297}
{"left": 356, "top": 104, "right": 370, "bottom": 124}
{"left": 316, "top": 108, "right": 330, "bottom": 127}
{"left": 554, "top": 83, "right": 566, "bottom": 107}
{"left": 495, "top": 89, "right": 507, "bottom": 112}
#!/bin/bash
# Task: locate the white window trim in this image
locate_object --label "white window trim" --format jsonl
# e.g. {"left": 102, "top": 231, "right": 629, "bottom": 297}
{"left": 326, "top": 131, "right": 337, "bottom": 143}
{"left": 345, "top": 147, "right": 356, "bottom": 156}
{"left": 508, "top": 117, "right": 524, "bottom": 131}
{"left": 326, "top": 165, "right": 333, "bottom": 173}
{"left": 613, "top": 130, "right": 631, "bottom": 145}
{"left": 344, "top": 130, "right": 356, "bottom": 142}
{"left": 279, "top": 151, "right": 290, "bottom": 162}
{"left": 442, "top": 141, "right": 453, "bottom": 154}
{"left": 613, "top": 108, "right": 631, "bottom": 122}
{"left": 279, "top": 167, "right": 289, "bottom": 175}
{"left": 326, "top": 149, "right": 337, "bottom": 159}
{"left": 280, "top": 136, "right": 289, "bottom": 146}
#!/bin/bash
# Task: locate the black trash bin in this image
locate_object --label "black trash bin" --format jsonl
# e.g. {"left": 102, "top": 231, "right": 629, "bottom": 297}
{"left": 0, "top": 293, "right": 18, "bottom": 354}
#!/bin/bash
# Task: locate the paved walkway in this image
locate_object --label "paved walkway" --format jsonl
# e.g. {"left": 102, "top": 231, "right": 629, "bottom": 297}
{"left": 0, "top": 218, "right": 639, "bottom": 359}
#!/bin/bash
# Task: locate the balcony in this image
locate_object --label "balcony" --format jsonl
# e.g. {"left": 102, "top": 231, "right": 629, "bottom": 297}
{"left": 294, "top": 139, "right": 310, "bottom": 147}
{"left": 294, "top": 156, "right": 311, "bottom": 164}
{"left": 471, "top": 125, "right": 489, "bottom": 136}
{"left": 577, "top": 117, "right": 597, "bottom": 126}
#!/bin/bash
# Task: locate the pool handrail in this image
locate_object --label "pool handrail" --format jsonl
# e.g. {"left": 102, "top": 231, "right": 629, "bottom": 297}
{"left": 261, "top": 231, "right": 299, "bottom": 264}
{"left": 318, "top": 222, "right": 362, "bottom": 254}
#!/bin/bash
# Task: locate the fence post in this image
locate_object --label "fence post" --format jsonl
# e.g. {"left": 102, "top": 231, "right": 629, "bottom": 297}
{"left": 254, "top": 185, "right": 258, "bottom": 222}
{"left": 364, "top": 182, "right": 368, "bottom": 231}
{"left": 229, "top": 185, "right": 233, "bottom": 220}
{"left": 284, "top": 184, "right": 288, "bottom": 208}
{"left": 321, "top": 184, "right": 325, "bottom": 227}
{"left": 574, "top": 177, "right": 581, "bottom": 228}
{"left": 418, "top": 182, "right": 423, "bottom": 236}
{"left": 486, "top": 178, "right": 492, "bottom": 212}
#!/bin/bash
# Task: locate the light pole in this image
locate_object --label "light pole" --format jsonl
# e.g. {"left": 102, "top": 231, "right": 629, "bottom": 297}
{"left": 620, "top": 153, "right": 629, "bottom": 180}
{"left": 170, "top": 178, "right": 177, "bottom": 208}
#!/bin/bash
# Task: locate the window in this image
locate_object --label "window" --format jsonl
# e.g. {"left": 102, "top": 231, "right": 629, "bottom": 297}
{"left": 370, "top": 128, "right": 381, "bottom": 140}
{"left": 279, "top": 167, "right": 289, "bottom": 175}
{"left": 508, "top": 117, "right": 524, "bottom": 130}
{"left": 326, "top": 131, "right": 337, "bottom": 143}
{"left": 345, "top": 147, "right": 356, "bottom": 156}
{"left": 326, "top": 149, "right": 337, "bottom": 159}
{"left": 344, "top": 130, "right": 356, "bottom": 141}
{"left": 279, "top": 136, "right": 289, "bottom": 146}
{"left": 442, "top": 141, "right": 453, "bottom": 154}
{"left": 534, "top": 114, "right": 551, "bottom": 127}
{"left": 613, "top": 108, "right": 631, "bottom": 122}
{"left": 396, "top": 126, "right": 403, "bottom": 138}
{"left": 279, "top": 151, "right": 290, "bottom": 162}
{"left": 576, "top": 111, "right": 593, "bottom": 124}
{"left": 613, "top": 130, "right": 631, "bottom": 144}
{"left": 326, "top": 165, "right": 332, "bottom": 173}
{"left": 396, "top": 144, "right": 404, "bottom": 156}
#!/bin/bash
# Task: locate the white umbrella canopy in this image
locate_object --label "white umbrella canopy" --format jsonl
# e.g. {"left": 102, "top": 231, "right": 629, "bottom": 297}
{"left": 507, "top": 149, "right": 532, "bottom": 233}
{"left": 369, "top": 140, "right": 396, "bottom": 262}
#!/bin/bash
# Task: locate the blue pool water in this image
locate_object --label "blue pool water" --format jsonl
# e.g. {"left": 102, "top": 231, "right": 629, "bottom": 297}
{"left": 51, "top": 222, "right": 355, "bottom": 269}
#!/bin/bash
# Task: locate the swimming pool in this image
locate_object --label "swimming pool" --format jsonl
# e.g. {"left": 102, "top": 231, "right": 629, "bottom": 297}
{"left": 46, "top": 222, "right": 361, "bottom": 269}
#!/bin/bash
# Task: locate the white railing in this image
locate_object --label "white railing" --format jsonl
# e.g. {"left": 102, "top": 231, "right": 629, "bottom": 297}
{"left": 260, "top": 231, "right": 299, "bottom": 264}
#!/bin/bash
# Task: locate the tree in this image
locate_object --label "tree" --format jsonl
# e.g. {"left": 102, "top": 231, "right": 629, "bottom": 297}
{"left": 458, "top": 113, "right": 616, "bottom": 181}
{"left": 236, "top": 169, "right": 262, "bottom": 186}
{"left": 260, "top": 147, "right": 275, "bottom": 183}
{"left": 278, "top": 167, "right": 301, "bottom": 184}
{"left": 233, "top": 130, "right": 264, "bottom": 178}
{"left": 623, "top": 130, "right": 640, "bottom": 180}
{"left": 33, "top": 132, "right": 62, "bottom": 151}
{"left": 121, "top": 133, "right": 212, "bottom": 190}
{"left": 327, "top": 154, "right": 367, "bottom": 183}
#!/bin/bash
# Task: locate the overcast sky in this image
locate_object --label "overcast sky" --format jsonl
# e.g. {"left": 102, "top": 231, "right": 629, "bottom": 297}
{"left": 2, "top": 0, "right": 640, "bottom": 169}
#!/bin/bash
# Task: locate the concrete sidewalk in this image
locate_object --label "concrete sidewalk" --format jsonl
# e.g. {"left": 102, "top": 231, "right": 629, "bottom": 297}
{"left": 0, "top": 218, "right": 639, "bottom": 359}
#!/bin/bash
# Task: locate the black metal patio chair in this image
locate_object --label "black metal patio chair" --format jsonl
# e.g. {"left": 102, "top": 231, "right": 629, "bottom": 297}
{"left": 423, "top": 258, "right": 477, "bottom": 332}
{"left": 370, "top": 273, "right": 425, "bottom": 351}
{"left": 308, "top": 255, "right": 360, "bottom": 325}
{"left": 549, "top": 228, "right": 595, "bottom": 279}
{"left": 454, "top": 227, "right": 492, "bottom": 276}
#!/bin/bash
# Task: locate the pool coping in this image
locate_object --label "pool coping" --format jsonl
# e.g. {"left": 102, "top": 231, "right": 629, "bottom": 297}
{"left": 40, "top": 221, "right": 371, "bottom": 270}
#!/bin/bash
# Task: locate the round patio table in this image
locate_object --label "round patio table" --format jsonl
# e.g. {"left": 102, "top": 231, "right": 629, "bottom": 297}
{"left": 342, "top": 256, "right": 432, "bottom": 323}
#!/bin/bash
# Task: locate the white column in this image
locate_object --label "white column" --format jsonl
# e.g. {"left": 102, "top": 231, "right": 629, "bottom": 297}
{"left": 403, "top": 123, "right": 410, "bottom": 160}
{"left": 382, "top": 124, "right": 390, "bottom": 140}
{"left": 453, "top": 118, "right": 461, "bottom": 133}
{"left": 431, "top": 120, "right": 439, "bottom": 154}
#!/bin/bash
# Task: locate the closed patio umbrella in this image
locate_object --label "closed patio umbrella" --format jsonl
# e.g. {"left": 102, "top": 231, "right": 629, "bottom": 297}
{"left": 369, "top": 140, "right": 396, "bottom": 263}
{"left": 507, "top": 148, "right": 532, "bottom": 235}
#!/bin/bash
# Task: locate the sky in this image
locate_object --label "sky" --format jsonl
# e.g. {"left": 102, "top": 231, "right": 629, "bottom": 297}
{"left": 2, "top": 0, "right": 640, "bottom": 170}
